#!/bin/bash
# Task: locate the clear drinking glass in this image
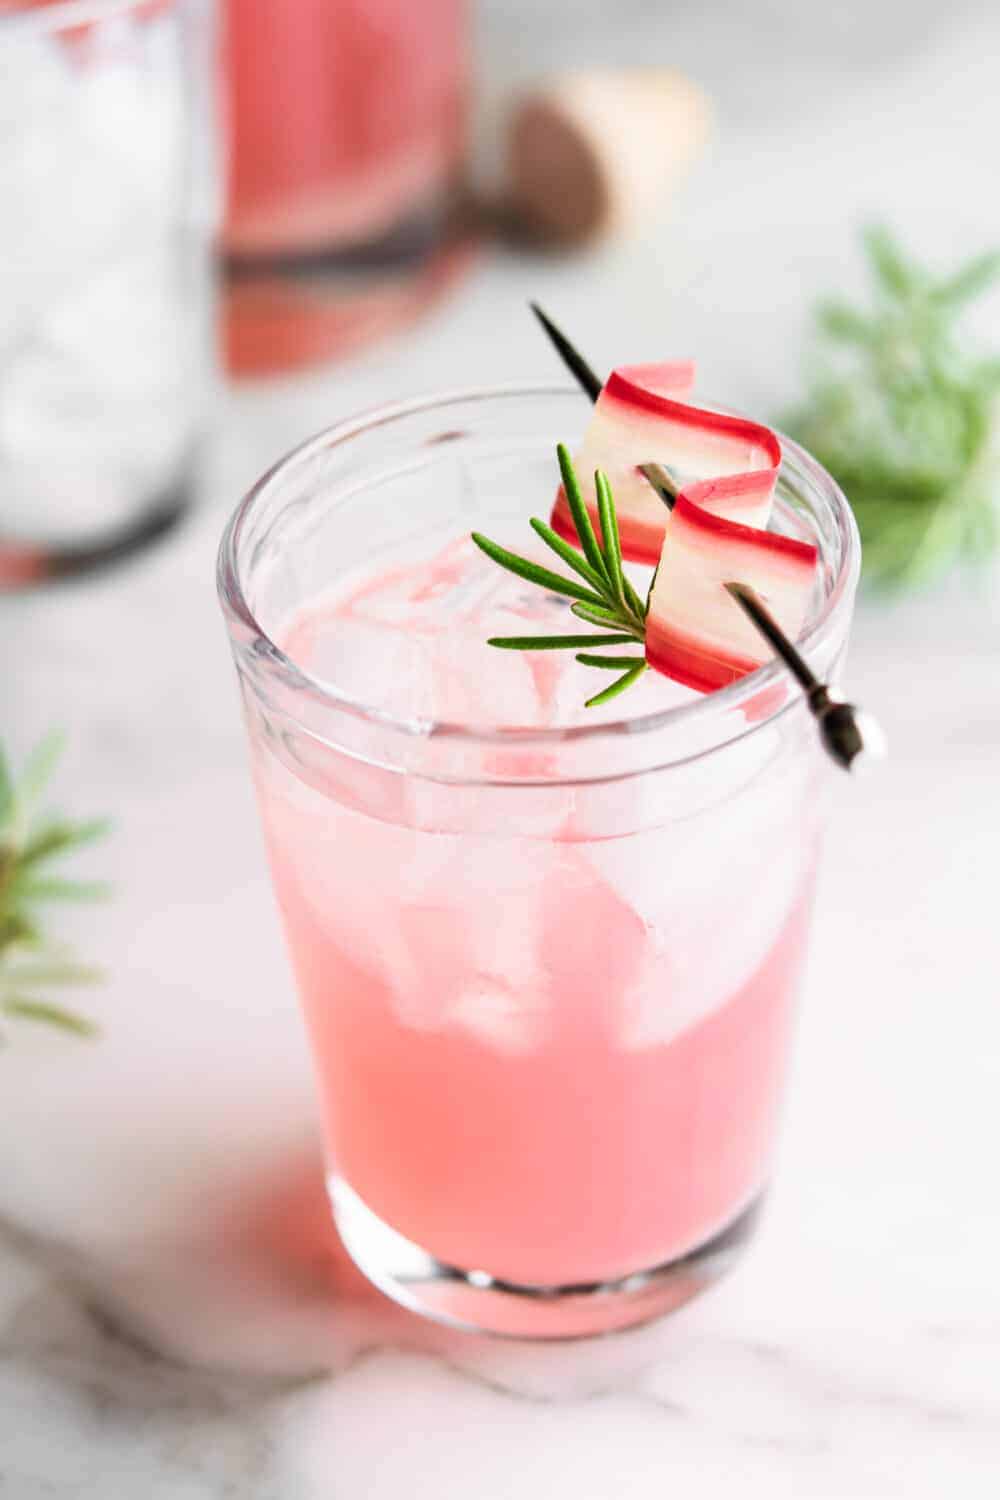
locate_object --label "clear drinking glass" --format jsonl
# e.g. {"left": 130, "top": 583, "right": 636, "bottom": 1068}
{"left": 217, "top": 387, "right": 860, "bottom": 1339}
{"left": 0, "top": 0, "right": 217, "bottom": 587}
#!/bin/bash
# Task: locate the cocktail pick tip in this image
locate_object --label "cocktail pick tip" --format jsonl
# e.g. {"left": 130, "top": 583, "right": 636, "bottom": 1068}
{"left": 725, "top": 581, "right": 886, "bottom": 774}
{"left": 530, "top": 302, "right": 604, "bottom": 401}
{"left": 812, "top": 696, "right": 888, "bottom": 773}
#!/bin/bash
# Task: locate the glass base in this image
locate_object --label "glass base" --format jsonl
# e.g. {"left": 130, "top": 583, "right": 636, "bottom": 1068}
{"left": 222, "top": 212, "right": 476, "bottom": 378}
{"left": 330, "top": 1177, "right": 763, "bottom": 1341}
{"left": 0, "top": 471, "right": 194, "bottom": 591}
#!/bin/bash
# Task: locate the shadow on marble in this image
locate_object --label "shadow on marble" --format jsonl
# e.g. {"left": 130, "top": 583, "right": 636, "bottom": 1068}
{"left": 1, "top": 1138, "right": 706, "bottom": 1403}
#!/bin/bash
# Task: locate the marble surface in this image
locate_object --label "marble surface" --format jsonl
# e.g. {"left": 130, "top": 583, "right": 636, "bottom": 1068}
{"left": 3, "top": 3, "right": 1000, "bottom": 1494}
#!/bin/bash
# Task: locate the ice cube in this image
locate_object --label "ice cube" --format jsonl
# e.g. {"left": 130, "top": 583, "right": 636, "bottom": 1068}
{"left": 266, "top": 747, "right": 553, "bottom": 1053}
{"left": 286, "top": 535, "right": 560, "bottom": 729}
{"left": 1, "top": 250, "right": 196, "bottom": 539}
{"left": 390, "top": 830, "right": 552, "bottom": 1046}
{"left": 615, "top": 829, "right": 808, "bottom": 1050}
{"left": 579, "top": 737, "right": 818, "bottom": 1048}
{"left": 447, "top": 982, "right": 547, "bottom": 1054}
{"left": 285, "top": 613, "right": 440, "bottom": 724}
{"left": 0, "top": 22, "right": 183, "bottom": 338}
{"left": 0, "top": 16, "right": 201, "bottom": 538}
{"left": 263, "top": 767, "right": 427, "bottom": 1021}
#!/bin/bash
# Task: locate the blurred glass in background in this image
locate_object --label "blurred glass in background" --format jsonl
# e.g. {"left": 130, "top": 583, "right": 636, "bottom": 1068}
{"left": 0, "top": 0, "right": 218, "bottom": 587}
{"left": 220, "top": 0, "right": 470, "bottom": 376}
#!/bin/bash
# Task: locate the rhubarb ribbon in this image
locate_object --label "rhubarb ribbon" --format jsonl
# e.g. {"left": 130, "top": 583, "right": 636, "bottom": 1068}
{"left": 551, "top": 364, "right": 818, "bottom": 693}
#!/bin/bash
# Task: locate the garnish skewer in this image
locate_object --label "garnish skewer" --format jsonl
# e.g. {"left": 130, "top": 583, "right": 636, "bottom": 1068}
{"left": 530, "top": 305, "right": 883, "bottom": 771}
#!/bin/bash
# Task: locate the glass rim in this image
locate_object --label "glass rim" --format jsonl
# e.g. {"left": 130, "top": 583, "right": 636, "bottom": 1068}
{"left": 0, "top": 0, "right": 168, "bottom": 35}
{"left": 217, "top": 382, "right": 861, "bottom": 759}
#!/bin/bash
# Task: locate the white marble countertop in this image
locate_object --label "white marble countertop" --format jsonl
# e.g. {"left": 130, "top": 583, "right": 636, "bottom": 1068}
{"left": 3, "top": 3, "right": 1000, "bottom": 1494}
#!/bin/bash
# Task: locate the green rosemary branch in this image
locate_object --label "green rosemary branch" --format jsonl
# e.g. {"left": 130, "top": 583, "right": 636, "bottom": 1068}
{"left": 471, "top": 444, "right": 649, "bottom": 707}
{"left": 783, "top": 225, "right": 1000, "bottom": 590}
{"left": 0, "top": 733, "right": 109, "bottom": 1039}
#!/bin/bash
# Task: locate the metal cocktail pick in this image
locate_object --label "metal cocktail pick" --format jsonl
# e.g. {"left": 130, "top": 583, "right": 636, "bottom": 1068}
{"left": 530, "top": 302, "right": 604, "bottom": 401}
{"left": 530, "top": 303, "right": 885, "bottom": 772}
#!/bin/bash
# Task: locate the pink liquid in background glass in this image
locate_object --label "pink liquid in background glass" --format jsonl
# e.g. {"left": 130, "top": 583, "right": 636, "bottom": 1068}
{"left": 253, "top": 537, "right": 818, "bottom": 1287}
{"left": 222, "top": 0, "right": 467, "bottom": 256}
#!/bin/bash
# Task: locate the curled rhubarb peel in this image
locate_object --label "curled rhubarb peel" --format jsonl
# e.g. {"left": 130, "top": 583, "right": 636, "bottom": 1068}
{"left": 551, "top": 363, "right": 818, "bottom": 692}
{"left": 551, "top": 365, "right": 782, "bottom": 564}
{"left": 646, "top": 498, "right": 818, "bottom": 693}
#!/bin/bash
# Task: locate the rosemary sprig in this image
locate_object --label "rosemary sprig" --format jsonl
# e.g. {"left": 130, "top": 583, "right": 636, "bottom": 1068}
{"left": 471, "top": 444, "right": 649, "bottom": 706}
{"left": 0, "top": 732, "right": 109, "bottom": 1039}
{"left": 783, "top": 225, "right": 1000, "bottom": 590}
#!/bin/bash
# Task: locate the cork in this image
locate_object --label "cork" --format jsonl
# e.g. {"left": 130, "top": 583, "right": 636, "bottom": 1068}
{"left": 505, "top": 68, "right": 711, "bottom": 245}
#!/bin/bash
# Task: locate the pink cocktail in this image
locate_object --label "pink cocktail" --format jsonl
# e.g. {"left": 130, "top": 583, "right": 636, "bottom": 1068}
{"left": 220, "top": 0, "right": 468, "bottom": 374}
{"left": 218, "top": 387, "right": 859, "bottom": 1338}
{"left": 223, "top": 0, "right": 466, "bottom": 257}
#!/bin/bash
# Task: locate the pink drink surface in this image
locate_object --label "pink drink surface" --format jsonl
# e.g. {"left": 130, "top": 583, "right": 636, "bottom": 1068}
{"left": 255, "top": 537, "right": 817, "bottom": 1285}
{"left": 223, "top": 0, "right": 466, "bottom": 256}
